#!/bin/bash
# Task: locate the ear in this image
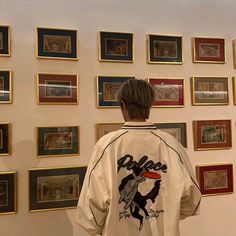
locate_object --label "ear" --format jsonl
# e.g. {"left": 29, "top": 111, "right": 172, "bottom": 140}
{"left": 120, "top": 100, "right": 126, "bottom": 110}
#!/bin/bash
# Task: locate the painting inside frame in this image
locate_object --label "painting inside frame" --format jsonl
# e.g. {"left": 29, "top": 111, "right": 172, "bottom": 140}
{"left": 37, "top": 126, "right": 79, "bottom": 157}
{"left": 193, "top": 37, "right": 225, "bottom": 63}
{"left": 148, "top": 78, "right": 184, "bottom": 107}
{"left": 192, "top": 77, "right": 229, "bottom": 105}
{"left": 29, "top": 166, "right": 87, "bottom": 212}
{"left": 0, "top": 70, "right": 12, "bottom": 103}
{"left": 37, "top": 73, "right": 78, "bottom": 104}
{"left": 0, "top": 26, "right": 10, "bottom": 56}
{"left": 148, "top": 34, "right": 183, "bottom": 64}
{"left": 99, "top": 31, "right": 133, "bottom": 62}
{"left": 196, "top": 164, "right": 233, "bottom": 196}
{"left": 0, "top": 171, "right": 17, "bottom": 214}
{"left": 0, "top": 123, "right": 10, "bottom": 155}
{"left": 37, "top": 27, "right": 78, "bottom": 60}
{"left": 97, "top": 76, "right": 134, "bottom": 108}
{"left": 96, "top": 123, "right": 123, "bottom": 140}
{"left": 155, "top": 122, "right": 187, "bottom": 148}
{"left": 193, "top": 120, "right": 232, "bottom": 150}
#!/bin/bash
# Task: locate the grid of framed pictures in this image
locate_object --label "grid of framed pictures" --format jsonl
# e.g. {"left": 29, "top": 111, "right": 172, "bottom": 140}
{"left": 37, "top": 73, "right": 78, "bottom": 104}
{"left": 148, "top": 34, "right": 183, "bottom": 64}
{"left": 147, "top": 77, "right": 184, "bottom": 107}
{"left": 29, "top": 166, "right": 86, "bottom": 212}
{"left": 0, "top": 25, "right": 10, "bottom": 56}
{"left": 36, "top": 27, "right": 78, "bottom": 60}
{"left": 0, "top": 171, "right": 17, "bottom": 215}
{"left": 37, "top": 126, "right": 79, "bottom": 157}
{"left": 196, "top": 164, "right": 233, "bottom": 196}
{"left": 97, "top": 76, "right": 134, "bottom": 108}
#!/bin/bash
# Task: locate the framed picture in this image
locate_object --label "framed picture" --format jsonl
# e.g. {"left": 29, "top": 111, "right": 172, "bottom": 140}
{"left": 233, "top": 76, "right": 236, "bottom": 105}
{"left": 97, "top": 76, "right": 134, "bottom": 108}
{"left": 232, "top": 40, "right": 236, "bottom": 68}
{"left": 147, "top": 34, "right": 183, "bottom": 64}
{"left": 99, "top": 31, "right": 133, "bottom": 62}
{"left": 155, "top": 122, "right": 187, "bottom": 148}
{"left": 196, "top": 164, "right": 233, "bottom": 196}
{"left": 192, "top": 37, "right": 225, "bottom": 63}
{"left": 193, "top": 120, "right": 232, "bottom": 150}
{"left": 29, "top": 166, "right": 87, "bottom": 212}
{"left": 0, "top": 70, "right": 12, "bottom": 103}
{"left": 0, "top": 123, "right": 11, "bottom": 155}
{"left": 191, "top": 76, "right": 229, "bottom": 105}
{"left": 0, "top": 25, "right": 10, "bottom": 56}
{"left": 37, "top": 73, "right": 78, "bottom": 104}
{"left": 37, "top": 126, "right": 79, "bottom": 157}
{"left": 0, "top": 171, "right": 17, "bottom": 214}
{"left": 96, "top": 123, "right": 123, "bottom": 141}
{"left": 147, "top": 78, "right": 184, "bottom": 107}
{"left": 36, "top": 27, "right": 78, "bottom": 60}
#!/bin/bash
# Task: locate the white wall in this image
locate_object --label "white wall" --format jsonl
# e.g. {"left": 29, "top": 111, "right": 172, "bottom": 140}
{"left": 0, "top": 0, "right": 236, "bottom": 235}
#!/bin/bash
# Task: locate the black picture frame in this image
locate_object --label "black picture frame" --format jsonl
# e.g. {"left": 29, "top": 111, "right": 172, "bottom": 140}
{"left": 0, "top": 123, "right": 11, "bottom": 155}
{"left": 99, "top": 31, "right": 133, "bottom": 62}
{"left": 0, "top": 70, "right": 12, "bottom": 103}
{"left": 37, "top": 27, "right": 78, "bottom": 60}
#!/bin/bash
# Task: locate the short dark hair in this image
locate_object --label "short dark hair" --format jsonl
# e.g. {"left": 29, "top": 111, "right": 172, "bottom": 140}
{"left": 117, "top": 79, "right": 154, "bottom": 119}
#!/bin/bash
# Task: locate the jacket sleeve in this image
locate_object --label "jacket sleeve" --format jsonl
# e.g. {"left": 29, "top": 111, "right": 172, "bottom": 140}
{"left": 76, "top": 141, "right": 109, "bottom": 235}
{"left": 177, "top": 143, "right": 202, "bottom": 220}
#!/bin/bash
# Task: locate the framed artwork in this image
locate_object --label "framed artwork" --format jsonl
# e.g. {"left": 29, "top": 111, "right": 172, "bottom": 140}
{"left": 36, "top": 27, "right": 78, "bottom": 60}
{"left": 192, "top": 37, "right": 225, "bottom": 63}
{"left": 0, "top": 25, "right": 10, "bottom": 56}
{"left": 37, "top": 73, "right": 78, "bottom": 104}
{"left": 232, "top": 40, "right": 236, "bottom": 68}
{"left": 191, "top": 76, "right": 229, "bottom": 105}
{"left": 0, "top": 70, "right": 12, "bottom": 103}
{"left": 233, "top": 77, "right": 236, "bottom": 105}
{"left": 0, "top": 123, "right": 11, "bottom": 155}
{"left": 147, "top": 34, "right": 183, "bottom": 64}
{"left": 193, "top": 120, "right": 232, "bottom": 150}
{"left": 147, "top": 78, "right": 184, "bottom": 107}
{"left": 37, "top": 126, "right": 79, "bottom": 157}
{"left": 196, "top": 164, "right": 233, "bottom": 196}
{"left": 155, "top": 122, "right": 187, "bottom": 148}
{"left": 97, "top": 76, "right": 134, "bottom": 108}
{"left": 96, "top": 123, "right": 123, "bottom": 140}
{"left": 0, "top": 171, "right": 17, "bottom": 214}
{"left": 99, "top": 31, "right": 133, "bottom": 62}
{"left": 29, "top": 166, "right": 87, "bottom": 212}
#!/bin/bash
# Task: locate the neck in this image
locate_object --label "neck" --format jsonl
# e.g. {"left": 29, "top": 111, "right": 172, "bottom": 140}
{"left": 128, "top": 119, "right": 146, "bottom": 122}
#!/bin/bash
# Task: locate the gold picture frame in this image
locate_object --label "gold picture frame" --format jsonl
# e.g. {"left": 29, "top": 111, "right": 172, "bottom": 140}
{"left": 0, "top": 122, "right": 11, "bottom": 156}
{"left": 96, "top": 122, "right": 123, "bottom": 141}
{"left": 36, "top": 73, "right": 79, "bottom": 104}
{"left": 0, "top": 25, "right": 11, "bottom": 57}
{"left": 36, "top": 27, "right": 78, "bottom": 60}
{"left": 0, "top": 70, "right": 12, "bottom": 104}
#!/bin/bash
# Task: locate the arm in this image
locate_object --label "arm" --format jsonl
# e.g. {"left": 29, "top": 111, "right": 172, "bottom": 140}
{"left": 76, "top": 143, "right": 109, "bottom": 235}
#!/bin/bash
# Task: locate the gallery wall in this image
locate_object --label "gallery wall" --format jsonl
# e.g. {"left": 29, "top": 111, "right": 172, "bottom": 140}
{"left": 0, "top": 0, "right": 236, "bottom": 235}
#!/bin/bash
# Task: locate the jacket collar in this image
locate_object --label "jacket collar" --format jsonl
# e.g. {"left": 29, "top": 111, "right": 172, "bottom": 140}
{"left": 122, "top": 121, "right": 157, "bottom": 130}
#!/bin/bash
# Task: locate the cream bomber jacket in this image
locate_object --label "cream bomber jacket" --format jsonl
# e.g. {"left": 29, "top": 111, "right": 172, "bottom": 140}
{"left": 76, "top": 122, "right": 201, "bottom": 236}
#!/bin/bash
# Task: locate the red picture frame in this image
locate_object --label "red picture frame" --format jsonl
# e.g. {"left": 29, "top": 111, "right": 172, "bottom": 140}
{"left": 147, "top": 78, "right": 184, "bottom": 107}
{"left": 196, "top": 164, "right": 233, "bottom": 196}
{"left": 193, "top": 37, "right": 225, "bottom": 63}
{"left": 37, "top": 73, "right": 78, "bottom": 104}
{"left": 193, "top": 120, "right": 232, "bottom": 150}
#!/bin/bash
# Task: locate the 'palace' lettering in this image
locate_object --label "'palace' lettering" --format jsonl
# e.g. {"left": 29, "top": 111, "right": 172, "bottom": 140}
{"left": 117, "top": 154, "right": 167, "bottom": 173}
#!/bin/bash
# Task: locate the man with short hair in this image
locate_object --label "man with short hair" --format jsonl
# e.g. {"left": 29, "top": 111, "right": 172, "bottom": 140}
{"left": 76, "top": 79, "right": 201, "bottom": 236}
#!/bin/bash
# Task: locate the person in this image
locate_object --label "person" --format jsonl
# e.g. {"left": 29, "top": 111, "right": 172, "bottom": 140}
{"left": 76, "top": 79, "right": 201, "bottom": 236}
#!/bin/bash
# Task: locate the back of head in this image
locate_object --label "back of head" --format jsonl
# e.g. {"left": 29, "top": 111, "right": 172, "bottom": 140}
{"left": 117, "top": 79, "right": 154, "bottom": 120}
